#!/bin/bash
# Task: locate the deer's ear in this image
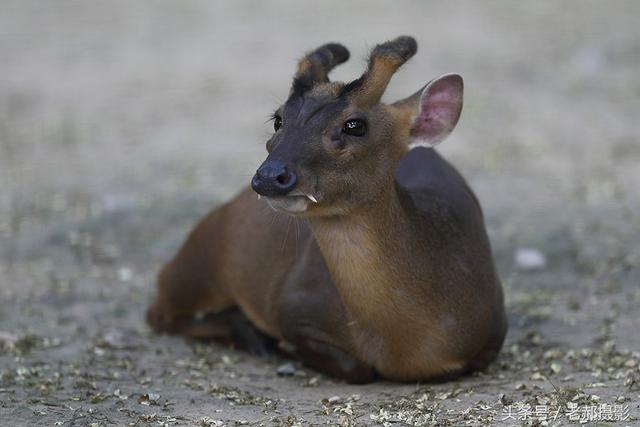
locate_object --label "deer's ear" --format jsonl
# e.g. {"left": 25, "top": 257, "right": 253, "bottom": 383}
{"left": 409, "top": 74, "right": 463, "bottom": 148}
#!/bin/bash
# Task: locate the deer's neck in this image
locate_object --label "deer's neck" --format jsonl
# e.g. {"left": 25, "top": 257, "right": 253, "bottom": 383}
{"left": 309, "top": 185, "right": 430, "bottom": 331}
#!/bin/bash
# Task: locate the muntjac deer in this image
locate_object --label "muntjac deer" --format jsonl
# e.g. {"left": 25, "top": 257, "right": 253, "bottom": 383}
{"left": 147, "top": 36, "right": 507, "bottom": 383}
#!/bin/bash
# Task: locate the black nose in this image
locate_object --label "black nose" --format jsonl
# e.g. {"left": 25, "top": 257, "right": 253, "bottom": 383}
{"left": 251, "top": 160, "right": 297, "bottom": 197}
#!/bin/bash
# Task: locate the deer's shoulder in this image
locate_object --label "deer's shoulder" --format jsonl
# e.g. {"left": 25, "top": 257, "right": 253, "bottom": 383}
{"left": 394, "top": 147, "right": 482, "bottom": 227}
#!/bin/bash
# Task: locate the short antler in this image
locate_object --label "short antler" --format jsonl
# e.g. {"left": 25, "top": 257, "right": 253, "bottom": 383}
{"left": 342, "top": 36, "right": 417, "bottom": 106}
{"left": 290, "top": 43, "right": 350, "bottom": 98}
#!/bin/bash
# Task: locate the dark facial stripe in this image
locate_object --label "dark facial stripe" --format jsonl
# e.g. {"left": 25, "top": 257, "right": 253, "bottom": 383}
{"left": 290, "top": 74, "right": 315, "bottom": 100}
{"left": 338, "top": 75, "right": 365, "bottom": 98}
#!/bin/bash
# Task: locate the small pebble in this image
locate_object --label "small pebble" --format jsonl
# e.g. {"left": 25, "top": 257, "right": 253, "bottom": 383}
{"left": 276, "top": 362, "right": 296, "bottom": 377}
{"left": 515, "top": 248, "right": 546, "bottom": 271}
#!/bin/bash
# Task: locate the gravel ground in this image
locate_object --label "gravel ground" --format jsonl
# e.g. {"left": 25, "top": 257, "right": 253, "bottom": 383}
{"left": 1, "top": 1, "right": 639, "bottom": 426}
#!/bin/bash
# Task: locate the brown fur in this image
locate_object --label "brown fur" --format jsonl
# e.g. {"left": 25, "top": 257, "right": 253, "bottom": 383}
{"left": 147, "top": 36, "right": 507, "bottom": 383}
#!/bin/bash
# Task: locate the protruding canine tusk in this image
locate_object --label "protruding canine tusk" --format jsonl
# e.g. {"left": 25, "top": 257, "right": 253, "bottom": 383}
{"left": 257, "top": 194, "right": 261, "bottom": 200}
{"left": 306, "top": 194, "right": 318, "bottom": 203}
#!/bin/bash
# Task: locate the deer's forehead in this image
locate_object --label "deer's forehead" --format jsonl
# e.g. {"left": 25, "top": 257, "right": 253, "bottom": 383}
{"left": 282, "top": 92, "right": 351, "bottom": 127}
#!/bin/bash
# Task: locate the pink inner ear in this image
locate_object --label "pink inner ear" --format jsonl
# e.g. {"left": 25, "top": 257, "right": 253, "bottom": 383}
{"left": 411, "top": 75, "right": 463, "bottom": 146}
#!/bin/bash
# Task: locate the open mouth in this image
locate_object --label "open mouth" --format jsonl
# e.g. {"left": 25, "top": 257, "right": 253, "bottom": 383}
{"left": 261, "top": 192, "right": 318, "bottom": 214}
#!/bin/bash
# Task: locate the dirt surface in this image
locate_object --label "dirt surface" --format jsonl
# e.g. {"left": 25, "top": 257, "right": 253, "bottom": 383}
{"left": 1, "top": 2, "right": 639, "bottom": 426}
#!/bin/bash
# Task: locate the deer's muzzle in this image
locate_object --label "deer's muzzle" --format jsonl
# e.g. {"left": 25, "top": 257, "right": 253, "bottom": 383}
{"left": 251, "top": 160, "right": 297, "bottom": 197}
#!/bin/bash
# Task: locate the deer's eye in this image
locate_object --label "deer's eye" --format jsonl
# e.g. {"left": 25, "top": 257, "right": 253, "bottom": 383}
{"left": 342, "top": 118, "right": 366, "bottom": 137}
{"left": 273, "top": 115, "right": 282, "bottom": 131}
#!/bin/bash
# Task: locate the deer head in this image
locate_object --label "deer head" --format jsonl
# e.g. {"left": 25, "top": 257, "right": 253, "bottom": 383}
{"left": 251, "top": 36, "right": 463, "bottom": 216}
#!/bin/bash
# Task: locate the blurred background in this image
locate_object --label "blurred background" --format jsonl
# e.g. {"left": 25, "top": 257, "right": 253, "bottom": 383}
{"left": 1, "top": 1, "right": 639, "bottom": 425}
